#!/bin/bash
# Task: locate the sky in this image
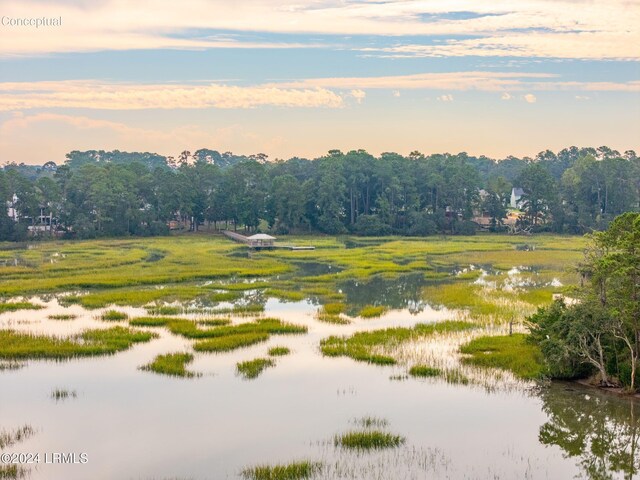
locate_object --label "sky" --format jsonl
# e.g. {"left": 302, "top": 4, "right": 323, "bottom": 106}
{"left": 0, "top": 0, "right": 639, "bottom": 165}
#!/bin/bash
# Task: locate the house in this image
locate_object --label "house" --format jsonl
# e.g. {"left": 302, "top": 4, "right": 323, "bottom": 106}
{"left": 247, "top": 233, "right": 276, "bottom": 248}
{"left": 510, "top": 188, "right": 525, "bottom": 209}
{"left": 6, "top": 194, "right": 18, "bottom": 221}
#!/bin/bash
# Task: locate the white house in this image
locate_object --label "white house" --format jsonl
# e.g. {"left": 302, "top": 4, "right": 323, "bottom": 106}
{"left": 510, "top": 188, "right": 525, "bottom": 209}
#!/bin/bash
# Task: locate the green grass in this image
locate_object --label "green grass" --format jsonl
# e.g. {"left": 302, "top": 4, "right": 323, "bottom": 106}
{"left": 141, "top": 352, "right": 198, "bottom": 378}
{"left": 265, "top": 289, "right": 305, "bottom": 301}
{"left": 323, "top": 303, "right": 346, "bottom": 315}
{"left": 211, "top": 291, "right": 243, "bottom": 302}
{"left": 241, "top": 460, "right": 322, "bottom": 480}
{"left": 316, "top": 312, "right": 350, "bottom": 325}
{"left": 321, "top": 320, "right": 476, "bottom": 365}
{"left": 460, "top": 334, "right": 545, "bottom": 380}
{"left": 409, "top": 365, "right": 441, "bottom": 377}
{"left": 0, "top": 327, "right": 157, "bottom": 360}
{"left": 334, "top": 430, "right": 405, "bottom": 450}
{"left": 198, "top": 318, "right": 232, "bottom": 327}
{"left": 236, "top": 358, "right": 275, "bottom": 379}
{"left": 47, "top": 314, "right": 77, "bottom": 321}
{"left": 194, "top": 333, "right": 270, "bottom": 352}
{"left": 100, "top": 310, "right": 128, "bottom": 321}
{"left": 145, "top": 305, "right": 182, "bottom": 315}
{"left": 268, "top": 346, "right": 291, "bottom": 356}
{"left": 358, "top": 305, "right": 388, "bottom": 318}
{"left": 0, "top": 302, "right": 42, "bottom": 313}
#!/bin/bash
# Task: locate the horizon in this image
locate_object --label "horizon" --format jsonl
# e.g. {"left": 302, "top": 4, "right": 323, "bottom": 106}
{"left": 1, "top": 0, "right": 639, "bottom": 165}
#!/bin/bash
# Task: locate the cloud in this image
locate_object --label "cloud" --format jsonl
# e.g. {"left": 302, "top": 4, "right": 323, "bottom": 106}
{"left": 0, "top": 81, "right": 345, "bottom": 110}
{"left": 350, "top": 89, "right": 366, "bottom": 104}
{"left": 437, "top": 94, "right": 454, "bottom": 102}
{"left": 392, "top": 90, "right": 401, "bottom": 97}
{"left": 0, "top": 0, "right": 637, "bottom": 60}
{"left": 501, "top": 92, "right": 513, "bottom": 100}
{"left": 575, "top": 95, "right": 590, "bottom": 101}
{"left": 272, "top": 72, "right": 640, "bottom": 93}
{"left": 524, "top": 93, "right": 537, "bottom": 103}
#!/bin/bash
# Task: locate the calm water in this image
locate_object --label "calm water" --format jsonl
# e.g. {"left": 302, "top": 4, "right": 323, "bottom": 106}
{"left": 0, "top": 291, "right": 638, "bottom": 480}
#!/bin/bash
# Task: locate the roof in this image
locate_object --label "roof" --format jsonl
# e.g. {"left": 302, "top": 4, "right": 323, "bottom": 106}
{"left": 512, "top": 188, "right": 525, "bottom": 196}
{"left": 247, "top": 234, "right": 276, "bottom": 240}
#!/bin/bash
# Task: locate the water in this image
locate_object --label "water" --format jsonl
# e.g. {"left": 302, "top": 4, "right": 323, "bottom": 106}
{"left": 0, "top": 295, "right": 637, "bottom": 480}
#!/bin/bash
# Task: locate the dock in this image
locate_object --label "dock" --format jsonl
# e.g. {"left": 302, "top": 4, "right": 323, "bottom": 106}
{"left": 222, "top": 231, "right": 315, "bottom": 250}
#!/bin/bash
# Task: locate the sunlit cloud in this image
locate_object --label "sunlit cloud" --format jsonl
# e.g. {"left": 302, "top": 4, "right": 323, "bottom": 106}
{"left": 0, "top": 81, "right": 345, "bottom": 110}
{"left": 0, "top": 0, "right": 637, "bottom": 59}
{"left": 437, "top": 94, "right": 454, "bottom": 102}
{"left": 501, "top": 92, "right": 513, "bottom": 100}
{"left": 349, "top": 89, "right": 366, "bottom": 104}
{"left": 272, "top": 72, "right": 640, "bottom": 93}
{"left": 524, "top": 93, "right": 537, "bottom": 103}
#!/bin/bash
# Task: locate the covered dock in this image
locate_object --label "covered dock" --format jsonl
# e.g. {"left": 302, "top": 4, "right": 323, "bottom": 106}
{"left": 222, "top": 231, "right": 315, "bottom": 250}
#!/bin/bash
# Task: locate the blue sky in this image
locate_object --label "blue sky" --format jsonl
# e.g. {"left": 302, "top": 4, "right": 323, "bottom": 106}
{"left": 0, "top": 0, "right": 638, "bottom": 164}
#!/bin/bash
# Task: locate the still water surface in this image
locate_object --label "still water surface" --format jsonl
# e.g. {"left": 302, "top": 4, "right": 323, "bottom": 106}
{"left": 0, "top": 292, "right": 637, "bottom": 480}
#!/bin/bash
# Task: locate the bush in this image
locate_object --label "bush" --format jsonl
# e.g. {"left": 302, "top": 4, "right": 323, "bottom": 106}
{"left": 352, "top": 215, "right": 392, "bottom": 236}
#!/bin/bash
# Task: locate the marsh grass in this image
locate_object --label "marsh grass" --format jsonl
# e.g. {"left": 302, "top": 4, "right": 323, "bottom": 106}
{"left": 321, "top": 320, "right": 475, "bottom": 366}
{"left": 323, "top": 303, "right": 346, "bottom": 315}
{"left": 236, "top": 358, "right": 275, "bottom": 379}
{"left": 265, "top": 289, "right": 305, "bottom": 302}
{"left": 408, "top": 365, "right": 441, "bottom": 377}
{"left": 352, "top": 416, "right": 388, "bottom": 429}
{"left": 0, "top": 361, "right": 24, "bottom": 371}
{"left": 316, "top": 313, "right": 350, "bottom": 325}
{"left": 141, "top": 352, "right": 198, "bottom": 378}
{"left": 100, "top": 310, "right": 128, "bottom": 321}
{"left": 198, "top": 318, "right": 232, "bottom": 327}
{"left": 47, "top": 314, "right": 77, "bottom": 321}
{"left": 358, "top": 305, "right": 387, "bottom": 318}
{"left": 0, "top": 425, "right": 35, "bottom": 449}
{"left": 268, "top": 346, "right": 291, "bottom": 356}
{"left": 0, "top": 464, "right": 27, "bottom": 479}
{"left": 0, "top": 302, "right": 42, "bottom": 314}
{"left": 194, "top": 333, "right": 270, "bottom": 352}
{"left": 241, "top": 460, "right": 322, "bottom": 480}
{"left": 460, "top": 334, "right": 544, "bottom": 380}
{"left": 0, "top": 327, "right": 157, "bottom": 360}
{"left": 211, "top": 291, "right": 243, "bottom": 302}
{"left": 334, "top": 430, "right": 405, "bottom": 450}
{"left": 145, "top": 305, "right": 182, "bottom": 315}
{"left": 51, "top": 388, "right": 77, "bottom": 401}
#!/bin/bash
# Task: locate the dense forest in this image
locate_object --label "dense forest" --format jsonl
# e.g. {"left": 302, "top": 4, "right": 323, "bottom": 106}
{"left": 1, "top": 146, "right": 638, "bottom": 240}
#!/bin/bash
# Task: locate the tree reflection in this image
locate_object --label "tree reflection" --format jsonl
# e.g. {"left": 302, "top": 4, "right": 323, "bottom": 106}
{"left": 538, "top": 383, "right": 640, "bottom": 479}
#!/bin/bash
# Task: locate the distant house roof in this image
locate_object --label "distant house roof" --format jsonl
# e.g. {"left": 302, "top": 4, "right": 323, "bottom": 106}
{"left": 247, "top": 234, "right": 276, "bottom": 240}
{"left": 512, "top": 188, "right": 525, "bottom": 197}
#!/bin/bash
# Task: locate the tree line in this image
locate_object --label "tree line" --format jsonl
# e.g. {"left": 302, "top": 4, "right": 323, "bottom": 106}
{"left": 530, "top": 212, "right": 640, "bottom": 392}
{"left": 0, "top": 146, "right": 638, "bottom": 240}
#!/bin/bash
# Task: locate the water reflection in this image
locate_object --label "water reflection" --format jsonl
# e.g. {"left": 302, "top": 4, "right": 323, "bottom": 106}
{"left": 339, "top": 272, "right": 429, "bottom": 314}
{"left": 539, "top": 383, "right": 640, "bottom": 479}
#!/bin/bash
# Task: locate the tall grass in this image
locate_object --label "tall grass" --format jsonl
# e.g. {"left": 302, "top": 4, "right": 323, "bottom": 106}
{"left": 236, "top": 358, "right": 275, "bottom": 379}
{"left": 141, "top": 352, "right": 198, "bottom": 378}
{"left": 460, "top": 334, "right": 544, "bottom": 380}
{"left": 320, "top": 320, "right": 476, "bottom": 366}
{"left": 194, "top": 333, "right": 269, "bottom": 352}
{"left": 0, "top": 302, "right": 42, "bottom": 313}
{"left": 241, "top": 460, "right": 322, "bottom": 480}
{"left": 0, "top": 327, "right": 157, "bottom": 360}
{"left": 100, "top": 310, "right": 128, "bottom": 321}
{"left": 334, "top": 430, "right": 405, "bottom": 450}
